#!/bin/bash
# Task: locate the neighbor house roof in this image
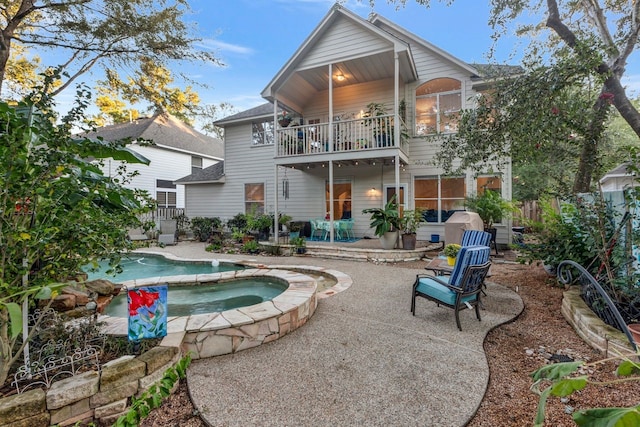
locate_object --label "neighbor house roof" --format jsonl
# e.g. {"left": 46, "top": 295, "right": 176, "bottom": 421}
{"left": 82, "top": 112, "right": 224, "bottom": 160}
{"left": 175, "top": 161, "right": 225, "bottom": 185}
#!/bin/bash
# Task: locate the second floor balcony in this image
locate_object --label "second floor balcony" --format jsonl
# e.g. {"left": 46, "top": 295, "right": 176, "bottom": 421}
{"left": 276, "top": 114, "right": 408, "bottom": 159}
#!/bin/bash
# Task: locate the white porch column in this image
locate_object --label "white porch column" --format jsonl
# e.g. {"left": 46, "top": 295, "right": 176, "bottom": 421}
{"left": 274, "top": 164, "right": 279, "bottom": 243}
{"left": 328, "top": 63, "right": 334, "bottom": 153}
{"left": 394, "top": 53, "right": 401, "bottom": 212}
{"left": 329, "top": 160, "right": 334, "bottom": 242}
{"left": 273, "top": 101, "right": 279, "bottom": 243}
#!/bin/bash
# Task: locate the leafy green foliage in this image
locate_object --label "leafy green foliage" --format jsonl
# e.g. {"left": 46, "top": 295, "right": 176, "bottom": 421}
{"left": 190, "top": 217, "right": 222, "bottom": 242}
{"left": 94, "top": 59, "right": 201, "bottom": 125}
{"left": 115, "top": 353, "right": 192, "bottom": 427}
{"left": 0, "top": 71, "right": 154, "bottom": 385}
{"left": 517, "top": 198, "right": 599, "bottom": 271}
{"left": 0, "top": 0, "right": 221, "bottom": 98}
{"left": 465, "top": 189, "right": 515, "bottom": 229}
{"left": 531, "top": 355, "right": 640, "bottom": 427}
{"left": 362, "top": 195, "right": 401, "bottom": 236}
{"left": 242, "top": 240, "right": 259, "bottom": 253}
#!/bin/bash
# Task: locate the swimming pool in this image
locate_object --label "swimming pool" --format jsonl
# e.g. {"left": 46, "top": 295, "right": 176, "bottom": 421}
{"left": 84, "top": 255, "right": 245, "bottom": 282}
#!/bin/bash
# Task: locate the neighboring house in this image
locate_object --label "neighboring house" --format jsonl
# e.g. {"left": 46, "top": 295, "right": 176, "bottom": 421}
{"left": 85, "top": 112, "right": 223, "bottom": 209}
{"left": 177, "top": 5, "right": 516, "bottom": 244}
{"left": 600, "top": 163, "right": 638, "bottom": 191}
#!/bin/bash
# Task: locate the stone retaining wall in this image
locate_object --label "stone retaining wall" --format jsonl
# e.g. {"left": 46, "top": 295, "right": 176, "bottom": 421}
{"left": 562, "top": 287, "right": 634, "bottom": 356}
{"left": 0, "top": 345, "right": 181, "bottom": 427}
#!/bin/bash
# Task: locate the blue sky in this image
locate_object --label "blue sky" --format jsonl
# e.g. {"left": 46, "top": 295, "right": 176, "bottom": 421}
{"left": 48, "top": 0, "right": 640, "bottom": 129}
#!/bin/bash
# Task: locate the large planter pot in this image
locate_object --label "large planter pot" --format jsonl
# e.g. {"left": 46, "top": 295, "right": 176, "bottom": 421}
{"left": 628, "top": 324, "right": 640, "bottom": 345}
{"left": 401, "top": 233, "right": 417, "bottom": 250}
{"left": 379, "top": 230, "right": 398, "bottom": 250}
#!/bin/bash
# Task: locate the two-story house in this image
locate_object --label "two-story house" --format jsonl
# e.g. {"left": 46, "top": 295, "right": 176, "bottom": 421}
{"left": 178, "top": 5, "right": 515, "bottom": 245}
{"left": 87, "top": 112, "right": 224, "bottom": 210}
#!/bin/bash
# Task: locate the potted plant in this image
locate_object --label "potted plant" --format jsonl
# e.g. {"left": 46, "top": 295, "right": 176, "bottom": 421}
{"left": 363, "top": 102, "right": 392, "bottom": 146}
{"left": 362, "top": 195, "right": 401, "bottom": 250}
{"left": 288, "top": 221, "right": 303, "bottom": 239}
{"left": 443, "top": 243, "right": 461, "bottom": 266}
{"left": 400, "top": 208, "right": 425, "bottom": 250}
{"left": 290, "top": 236, "right": 306, "bottom": 254}
{"left": 465, "top": 189, "right": 515, "bottom": 244}
{"left": 278, "top": 110, "right": 293, "bottom": 127}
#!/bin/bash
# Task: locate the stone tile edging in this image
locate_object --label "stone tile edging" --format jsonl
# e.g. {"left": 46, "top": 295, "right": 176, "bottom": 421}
{"left": 99, "top": 268, "right": 321, "bottom": 360}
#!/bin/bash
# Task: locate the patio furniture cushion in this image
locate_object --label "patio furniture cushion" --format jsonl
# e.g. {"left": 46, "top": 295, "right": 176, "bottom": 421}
{"left": 449, "top": 245, "right": 491, "bottom": 287}
{"left": 460, "top": 230, "right": 492, "bottom": 247}
{"left": 415, "top": 277, "right": 477, "bottom": 306}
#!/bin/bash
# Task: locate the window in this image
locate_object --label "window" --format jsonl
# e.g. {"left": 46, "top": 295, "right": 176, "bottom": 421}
{"left": 414, "top": 176, "right": 465, "bottom": 222}
{"left": 415, "top": 78, "right": 461, "bottom": 135}
{"left": 476, "top": 175, "right": 502, "bottom": 195}
{"left": 252, "top": 120, "right": 275, "bottom": 145}
{"left": 191, "top": 156, "right": 203, "bottom": 174}
{"left": 245, "top": 183, "right": 265, "bottom": 213}
{"left": 156, "top": 179, "right": 177, "bottom": 208}
{"left": 384, "top": 184, "right": 406, "bottom": 217}
{"left": 325, "top": 180, "right": 352, "bottom": 219}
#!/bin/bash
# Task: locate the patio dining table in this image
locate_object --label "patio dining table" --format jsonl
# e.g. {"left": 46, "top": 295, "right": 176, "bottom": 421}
{"left": 312, "top": 219, "right": 354, "bottom": 241}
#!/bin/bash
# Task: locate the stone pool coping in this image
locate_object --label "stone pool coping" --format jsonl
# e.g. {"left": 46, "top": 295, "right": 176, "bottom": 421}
{"left": 98, "top": 254, "right": 353, "bottom": 359}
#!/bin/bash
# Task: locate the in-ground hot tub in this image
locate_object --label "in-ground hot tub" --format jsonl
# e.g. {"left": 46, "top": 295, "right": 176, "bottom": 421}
{"left": 98, "top": 268, "right": 318, "bottom": 359}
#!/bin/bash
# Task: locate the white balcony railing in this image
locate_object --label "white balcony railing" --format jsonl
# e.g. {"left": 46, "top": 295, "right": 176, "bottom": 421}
{"left": 277, "top": 114, "right": 402, "bottom": 157}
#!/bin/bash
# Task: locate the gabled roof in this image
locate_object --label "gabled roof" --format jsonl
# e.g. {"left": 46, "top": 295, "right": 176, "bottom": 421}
{"left": 214, "top": 103, "right": 273, "bottom": 126}
{"left": 175, "top": 161, "right": 225, "bottom": 185}
{"left": 261, "top": 4, "right": 418, "bottom": 102}
{"left": 82, "top": 112, "right": 224, "bottom": 160}
{"left": 601, "top": 162, "right": 636, "bottom": 180}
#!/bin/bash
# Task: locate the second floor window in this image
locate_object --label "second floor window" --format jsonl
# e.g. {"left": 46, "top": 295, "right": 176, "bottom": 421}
{"left": 252, "top": 120, "right": 275, "bottom": 145}
{"left": 415, "top": 78, "right": 461, "bottom": 135}
{"left": 191, "top": 156, "right": 203, "bottom": 174}
{"left": 156, "top": 179, "right": 177, "bottom": 209}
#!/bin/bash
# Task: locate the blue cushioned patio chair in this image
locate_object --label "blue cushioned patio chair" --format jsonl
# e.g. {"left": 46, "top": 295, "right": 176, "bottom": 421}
{"left": 412, "top": 245, "right": 491, "bottom": 331}
{"left": 460, "top": 229, "right": 492, "bottom": 247}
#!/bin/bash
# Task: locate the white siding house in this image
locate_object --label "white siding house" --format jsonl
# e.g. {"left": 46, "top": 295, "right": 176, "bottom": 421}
{"left": 85, "top": 112, "right": 223, "bottom": 209}
{"left": 178, "top": 5, "right": 515, "bottom": 245}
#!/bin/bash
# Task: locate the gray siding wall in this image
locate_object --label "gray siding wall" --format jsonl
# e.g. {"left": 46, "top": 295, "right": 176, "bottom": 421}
{"left": 299, "top": 16, "right": 391, "bottom": 69}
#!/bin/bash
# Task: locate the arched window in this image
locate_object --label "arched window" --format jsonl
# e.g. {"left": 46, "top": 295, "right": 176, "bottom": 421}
{"left": 415, "top": 78, "right": 461, "bottom": 135}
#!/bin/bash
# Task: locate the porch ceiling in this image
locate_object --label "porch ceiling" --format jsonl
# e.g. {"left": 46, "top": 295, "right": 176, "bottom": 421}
{"left": 275, "top": 151, "right": 409, "bottom": 171}
{"left": 276, "top": 51, "right": 416, "bottom": 112}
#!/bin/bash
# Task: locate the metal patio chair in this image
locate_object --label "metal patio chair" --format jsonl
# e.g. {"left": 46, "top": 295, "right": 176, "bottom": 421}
{"left": 412, "top": 245, "right": 491, "bottom": 331}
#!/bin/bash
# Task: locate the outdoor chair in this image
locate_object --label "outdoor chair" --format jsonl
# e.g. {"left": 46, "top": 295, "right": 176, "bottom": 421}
{"left": 310, "top": 219, "right": 324, "bottom": 240}
{"left": 412, "top": 245, "right": 491, "bottom": 331}
{"left": 460, "top": 229, "right": 492, "bottom": 247}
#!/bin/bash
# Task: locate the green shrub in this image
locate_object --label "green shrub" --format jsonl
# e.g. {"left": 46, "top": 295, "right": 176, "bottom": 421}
{"left": 242, "top": 240, "right": 259, "bottom": 253}
{"left": 227, "top": 213, "right": 248, "bottom": 233}
{"left": 190, "top": 217, "right": 222, "bottom": 242}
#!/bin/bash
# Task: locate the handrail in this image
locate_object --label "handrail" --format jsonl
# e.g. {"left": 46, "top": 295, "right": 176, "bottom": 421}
{"left": 557, "top": 260, "right": 637, "bottom": 351}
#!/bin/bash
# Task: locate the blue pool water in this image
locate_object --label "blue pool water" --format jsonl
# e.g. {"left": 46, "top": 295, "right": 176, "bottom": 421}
{"left": 104, "top": 278, "right": 288, "bottom": 317}
{"left": 84, "top": 255, "right": 245, "bottom": 282}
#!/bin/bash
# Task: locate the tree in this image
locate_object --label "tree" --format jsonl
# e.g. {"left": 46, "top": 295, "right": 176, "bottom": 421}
{"left": 437, "top": 55, "right": 616, "bottom": 197}
{"left": 94, "top": 59, "right": 200, "bottom": 125}
{"left": 199, "top": 102, "right": 238, "bottom": 139}
{"left": 379, "top": 0, "right": 640, "bottom": 193}
{"left": 0, "top": 0, "right": 220, "bottom": 97}
{"left": 0, "top": 71, "right": 155, "bottom": 385}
